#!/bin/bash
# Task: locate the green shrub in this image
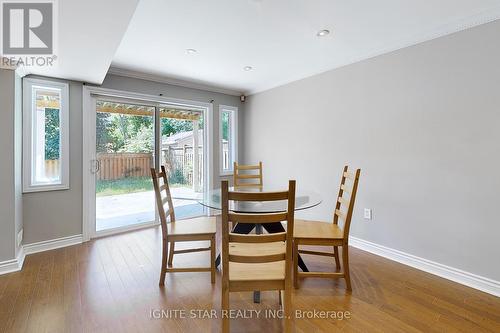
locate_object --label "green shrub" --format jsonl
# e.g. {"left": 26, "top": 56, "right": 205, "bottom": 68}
{"left": 168, "top": 169, "right": 185, "bottom": 185}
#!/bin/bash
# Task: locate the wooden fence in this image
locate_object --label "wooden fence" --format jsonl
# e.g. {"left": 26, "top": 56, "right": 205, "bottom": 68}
{"left": 43, "top": 151, "right": 206, "bottom": 184}
{"left": 222, "top": 141, "right": 229, "bottom": 170}
{"left": 166, "top": 146, "right": 203, "bottom": 187}
{"left": 44, "top": 160, "right": 61, "bottom": 180}
{"left": 96, "top": 152, "right": 153, "bottom": 180}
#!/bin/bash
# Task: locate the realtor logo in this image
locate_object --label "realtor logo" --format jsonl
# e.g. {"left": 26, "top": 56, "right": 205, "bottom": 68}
{"left": 1, "top": 1, "right": 54, "bottom": 55}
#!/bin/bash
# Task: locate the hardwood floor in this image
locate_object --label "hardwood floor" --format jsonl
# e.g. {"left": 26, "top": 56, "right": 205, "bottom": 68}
{"left": 0, "top": 226, "right": 499, "bottom": 332}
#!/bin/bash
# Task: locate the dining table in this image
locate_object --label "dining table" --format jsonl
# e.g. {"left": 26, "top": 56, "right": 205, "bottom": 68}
{"left": 197, "top": 185, "right": 322, "bottom": 303}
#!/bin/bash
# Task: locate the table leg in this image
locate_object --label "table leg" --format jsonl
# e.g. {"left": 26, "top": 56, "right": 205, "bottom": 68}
{"left": 261, "top": 223, "right": 309, "bottom": 272}
{"left": 253, "top": 224, "right": 263, "bottom": 303}
{"left": 253, "top": 291, "right": 261, "bottom": 303}
{"left": 215, "top": 254, "right": 221, "bottom": 269}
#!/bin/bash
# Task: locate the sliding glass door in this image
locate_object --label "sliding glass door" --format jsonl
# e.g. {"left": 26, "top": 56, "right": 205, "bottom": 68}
{"left": 91, "top": 98, "right": 207, "bottom": 236}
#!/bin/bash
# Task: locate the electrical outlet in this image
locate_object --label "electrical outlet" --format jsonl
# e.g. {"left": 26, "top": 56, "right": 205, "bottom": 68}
{"left": 364, "top": 209, "right": 372, "bottom": 220}
{"left": 17, "top": 229, "right": 23, "bottom": 247}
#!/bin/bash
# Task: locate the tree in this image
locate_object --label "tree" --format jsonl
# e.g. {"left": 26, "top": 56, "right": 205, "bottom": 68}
{"left": 44, "top": 108, "right": 60, "bottom": 160}
{"left": 96, "top": 112, "right": 111, "bottom": 153}
{"left": 221, "top": 112, "right": 229, "bottom": 140}
{"left": 130, "top": 113, "right": 153, "bottom": 133}
{"left": 161, "top": 118, "right": 193, "bottom": 136}
{"left": 121, "top": 126, "right": 154, "bottom": 153}
{"left": 94, "top": 109, "right": 202, "bottom": 153}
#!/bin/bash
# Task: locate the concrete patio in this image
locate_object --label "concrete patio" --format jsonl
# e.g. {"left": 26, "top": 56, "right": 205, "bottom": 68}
{"left": 96, "top": 187, "right": 204, "bottom": 231}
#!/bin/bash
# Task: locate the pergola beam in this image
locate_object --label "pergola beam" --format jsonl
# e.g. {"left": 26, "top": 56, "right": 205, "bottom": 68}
{"left": 95, "top": 105, "right": 201, "bottom": 121}
{"left": 36, "top": 100, "right": 61, "bottom": 109}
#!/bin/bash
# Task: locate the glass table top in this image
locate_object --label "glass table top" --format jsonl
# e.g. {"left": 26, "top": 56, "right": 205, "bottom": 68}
{"left": 197, "top": 186, "right": 322, "bottom": 213}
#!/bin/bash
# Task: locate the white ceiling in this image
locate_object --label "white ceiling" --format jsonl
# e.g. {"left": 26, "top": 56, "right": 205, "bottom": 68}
{"left": 111, "top": 0, "right": 500, "bottom": 95}
{"left": 13, "top": 0, "right": 500, "bottom": 94}
{"left": 17, "top": 0, "right": 138, "bottom": 83}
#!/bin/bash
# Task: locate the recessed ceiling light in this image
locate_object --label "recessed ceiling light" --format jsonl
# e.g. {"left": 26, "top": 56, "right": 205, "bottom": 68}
{"left": 186, "top": 48, "right": 197, "bottom": 54}
{"left": 243, "top": 66, "right": 253, "bottom": 71}
{"left": 316, "top": 29, "right": 330, "bottom": 37}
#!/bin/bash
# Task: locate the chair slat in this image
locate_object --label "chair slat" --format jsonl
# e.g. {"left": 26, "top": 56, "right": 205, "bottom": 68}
{"left": 338, "top": 197, "right": 350, "bottom": 206}
{"left": 234, "top": 162, "right": 263, "bottom": 188}
{"left": 235, "top": 174, "right": 261, "bottom": 179}
{"left": 335, "top": 209, "right": 346, "bottom": 221}
{"left": 229, "top": 253, "right": 286, "bottom": 263}
{"left": 229, "top": 232, "right": 286, "bottom": 243}
{"left": 340, "top": 184, "right": 351, "bottom": 193}
{"left": 236, "top": 164, "right": 261, "bottom": 170}
{"left": 173, "top": 247, "right": 211, "bottom": 254}
{"left": 162, "top": 196, "right": 169, "bottom": 205}
{"left": 299, "top": 249, "right": 336, "bottom": 257}
{"left": 228, "top": 212, "right": 287, "bottom": 224}
{"left": 228, "top": 191, "right": 289, "bottom": 201}
{"left": 233, "top": 183, "right": 263, "bottom": 187}
{"left": 160, "top": 184, "right": 168, "bottom": 191}
{"left": 343, "top": 172, "right": 355, "bottom": 180}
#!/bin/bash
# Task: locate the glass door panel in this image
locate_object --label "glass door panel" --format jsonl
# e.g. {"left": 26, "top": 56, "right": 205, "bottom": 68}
{"left": 95, "top": 100, "right": 156, "bottom": 232}
{"left": 159, "top": 107, "right": 205, "bottom": 219}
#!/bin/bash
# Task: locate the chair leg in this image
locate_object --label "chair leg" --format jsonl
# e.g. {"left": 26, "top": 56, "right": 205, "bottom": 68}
{"left": 222, "top": 285, "right": 229, "bottom": 333}
{"left": 333, "top": 246, "right": 341, "bottom": 271}
{"left": 210, "top": 236, "right": 216, "bottom": 284}
{"left": 168, "top": 241, "right": 175, "bottom": 267}
{"left": 342, "top": 244, "right": 352, "bottom": 291}
{"left": 159, "top": 239, "right": 168, "bottom": 286}
{"left": 278, "top": 290, "right": 282, "bottom": 306}
{"left": 284, "top": 283, "right": 292, "bottom": 333}
{"left": 293, "top": 242, "right": 299, "bottom": 289}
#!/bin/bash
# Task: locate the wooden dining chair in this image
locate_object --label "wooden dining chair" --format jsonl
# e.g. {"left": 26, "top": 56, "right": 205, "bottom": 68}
{"left": 221, "top": 180, "right": 295, "bottom": 333}
{"left": 233, "top": 161, "right": 263, "bottom": 188}
{"left": 151, "top": 165, "right": 217, "bottom": 286}
{"left": 293, "top": 166, "right": 360, "bottom": 291}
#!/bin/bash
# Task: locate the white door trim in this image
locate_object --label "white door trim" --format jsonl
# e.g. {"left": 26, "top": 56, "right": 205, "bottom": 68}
{"left": 82, "top": 85, "right": 213, "bottom": 242}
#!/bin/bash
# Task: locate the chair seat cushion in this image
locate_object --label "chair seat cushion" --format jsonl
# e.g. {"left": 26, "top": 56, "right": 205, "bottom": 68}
{"left": 229, "top": 260, "right": 285, "bottom": 282}
{"left": 293, "top": 219, "right": 344, "bottom": 240}
{"left": 167, "top": 216, "right": 216, "bottom": 236}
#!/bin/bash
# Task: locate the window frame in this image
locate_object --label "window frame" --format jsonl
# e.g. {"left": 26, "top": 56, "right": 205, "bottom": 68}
{"left": 218, "top": 105, "right": 238, "bottom": 176}
{"left": 23, "top": 78, "right": 70, "bottom": 193}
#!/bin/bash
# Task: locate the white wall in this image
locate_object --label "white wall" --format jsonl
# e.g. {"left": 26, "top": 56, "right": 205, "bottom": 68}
{"left": 243, "top": 20, "right": 500, "bottom": 281}
{"left": 14, "top": 71, "right": 23, "bottom": 257}
{"left": 0, "top": 69, "right": 22, "bottom": 261}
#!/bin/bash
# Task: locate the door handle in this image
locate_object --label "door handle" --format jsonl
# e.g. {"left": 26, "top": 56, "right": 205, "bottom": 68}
{"left": 91, "top": 159, "right": 101, "bottom": 174}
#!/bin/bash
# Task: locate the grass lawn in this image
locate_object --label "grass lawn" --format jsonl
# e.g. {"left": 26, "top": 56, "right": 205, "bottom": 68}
{"left": 96, "top": 177, "right": 153, "bottom": 197}
{"left": 96, "top": 176, "right": 186, "bottom": 197}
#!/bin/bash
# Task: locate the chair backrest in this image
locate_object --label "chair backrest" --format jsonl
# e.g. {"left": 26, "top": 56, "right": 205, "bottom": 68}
{"left": 233, "top": 161, "right": 263, "bottom": 188}
{"left": 221, "top": 180, "right": 296, "bottom": 278}
{"left": 151, "top": 165, "right": 176, "bottom": 238}
{"left": 333, "top": 166, "right": 361, "bottom": 239}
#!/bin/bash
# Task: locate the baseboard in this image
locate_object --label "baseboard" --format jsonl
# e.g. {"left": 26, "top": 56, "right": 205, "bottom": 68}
{"left": 0, "top": 234, "right": 83, "bottom": 276}
{"left": 349, "top": 236, "right": 500, "bottom": 297}
{"left": 23, "top": 234, "right": 83, "bottom": 255}
{"left": 0, "top": 246, "right": 25, "bottom": 275}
